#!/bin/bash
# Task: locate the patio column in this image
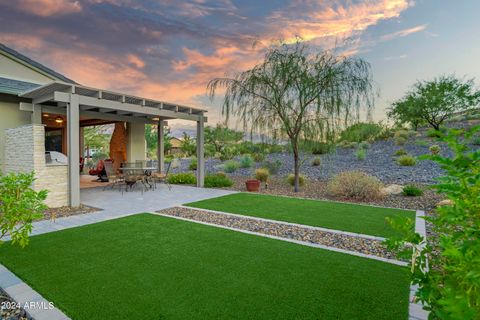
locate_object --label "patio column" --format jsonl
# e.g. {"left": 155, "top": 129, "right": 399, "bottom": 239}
{"left": 157, "top": 120, "right": 165, "bottom": 173}
{"left": 31, "top": 104, "right": 42, "bottom": 124}
{"left": 196, "top": 115, "right": 205, "bottom": 187}
{"left": 67, "top": 94, "right": 80, "bottom": 206}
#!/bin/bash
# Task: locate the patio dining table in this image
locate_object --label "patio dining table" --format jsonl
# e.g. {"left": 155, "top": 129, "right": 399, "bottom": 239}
{"left": 121, "top": 166, "right": 158, "bottom": 191}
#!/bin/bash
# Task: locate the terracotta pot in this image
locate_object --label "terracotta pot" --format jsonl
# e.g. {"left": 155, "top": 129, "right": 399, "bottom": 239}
{"left": 245, "top": 179, "right": 260, "bottom": 192}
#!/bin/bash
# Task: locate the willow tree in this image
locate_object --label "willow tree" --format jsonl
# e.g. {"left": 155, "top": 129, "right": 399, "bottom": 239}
{"left": 208, "top": 42, "right": 374, "bottom": 191}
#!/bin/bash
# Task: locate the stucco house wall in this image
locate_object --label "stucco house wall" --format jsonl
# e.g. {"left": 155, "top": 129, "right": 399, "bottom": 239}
{"left": 0, "top": 95, "right": 32, "bottom": 171}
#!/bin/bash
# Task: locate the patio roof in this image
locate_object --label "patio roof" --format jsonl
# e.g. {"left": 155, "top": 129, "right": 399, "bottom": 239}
{"left": 20, "top": 81, "right": 207, "bottom": 122}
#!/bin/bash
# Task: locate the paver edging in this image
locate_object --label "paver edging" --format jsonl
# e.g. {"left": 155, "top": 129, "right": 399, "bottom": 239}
{"left": 408, "top": 210, "right": 429, "bottom": 320}
{"left": 0, "top": 264, "right": 70, "bottom": 320}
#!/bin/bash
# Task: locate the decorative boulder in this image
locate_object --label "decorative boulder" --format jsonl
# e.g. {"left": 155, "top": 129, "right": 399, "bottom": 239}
{"left": 380, "top": 184, "right": 404, "bottom": 196}
{"left": 437, "top": 199, "right": 454, "bottom": 207}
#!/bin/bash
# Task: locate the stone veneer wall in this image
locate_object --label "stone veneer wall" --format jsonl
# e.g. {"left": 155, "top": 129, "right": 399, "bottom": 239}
{"left": 4, "top": 124, "right": 69, "bottom": 208}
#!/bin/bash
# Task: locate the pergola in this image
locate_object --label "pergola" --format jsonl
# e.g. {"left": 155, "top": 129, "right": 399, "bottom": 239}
{"left": 20, "top": 82, "right": 206, "bottom": 206}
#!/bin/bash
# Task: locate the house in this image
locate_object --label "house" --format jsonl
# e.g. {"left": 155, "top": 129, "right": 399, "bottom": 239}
{"left": 0, "top": 43, "right": 206, "bottom": 207}
{"left": 169, "top": 137, "right": 183, "bottom": 155}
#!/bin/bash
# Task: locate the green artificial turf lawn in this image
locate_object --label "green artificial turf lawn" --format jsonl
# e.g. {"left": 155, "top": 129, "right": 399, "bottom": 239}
{"left": 186, "top": 193, "right": 415, "bottom": 238}
{"left": 0, "top": 214, "right": 410, "bottom": 320}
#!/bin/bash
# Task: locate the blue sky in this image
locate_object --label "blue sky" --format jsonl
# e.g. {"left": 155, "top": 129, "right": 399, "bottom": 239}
{"left": 0, "top": 0, "right": 479, "bottom": 130}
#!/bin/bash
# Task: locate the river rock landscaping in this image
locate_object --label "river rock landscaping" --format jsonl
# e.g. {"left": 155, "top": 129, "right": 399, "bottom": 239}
{"left": 157, "top": 206, "right": 399, "bottom": 260}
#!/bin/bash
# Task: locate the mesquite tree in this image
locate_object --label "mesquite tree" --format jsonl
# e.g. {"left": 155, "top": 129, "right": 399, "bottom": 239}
{"left": 389, "top": 75, "right": 480, "bottom": 130}
{"left": 208, "top": 41, "right": 374, "bottom": 191}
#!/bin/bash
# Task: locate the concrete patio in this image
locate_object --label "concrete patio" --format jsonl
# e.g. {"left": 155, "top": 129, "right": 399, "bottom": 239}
{"left": 81, "top": 184, "right": 236, "bottom": 214}
{"left": 18, "top": 185, "right": 236, "bottom": 239}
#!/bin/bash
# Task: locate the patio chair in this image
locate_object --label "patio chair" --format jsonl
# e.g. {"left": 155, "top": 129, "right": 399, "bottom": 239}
{"left": 152, "top": 162, "right": 172, "bottom": 190}
{"left": 122, "top": 174, "right": 144, "bottom": 195}
{"left": 103, "top": 160, "right": 124, "bottom": 190}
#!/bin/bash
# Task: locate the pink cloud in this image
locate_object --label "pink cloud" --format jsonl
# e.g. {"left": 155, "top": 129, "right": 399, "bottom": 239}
{"left": 10, "top": 0, "right": 82, "bottom": 17}
{"left": 381, "top": 24, "right": 428, "bottom": 41}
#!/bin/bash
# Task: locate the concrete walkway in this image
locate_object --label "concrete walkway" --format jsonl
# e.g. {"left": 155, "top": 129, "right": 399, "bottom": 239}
{"left": 16, "top": 185, "right": 236, "bottom": 239}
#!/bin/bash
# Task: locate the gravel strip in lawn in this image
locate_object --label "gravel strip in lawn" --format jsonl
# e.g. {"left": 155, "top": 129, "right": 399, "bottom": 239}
{"left": 157, "top": 206, "right": 400, "bottom": 260}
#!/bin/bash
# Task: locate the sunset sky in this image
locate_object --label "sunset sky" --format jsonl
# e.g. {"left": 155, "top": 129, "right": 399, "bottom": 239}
{"left": 1, "top": 0, "right": 479, "bottom": 132}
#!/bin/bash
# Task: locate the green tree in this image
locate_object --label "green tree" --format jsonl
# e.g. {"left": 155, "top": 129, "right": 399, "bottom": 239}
{"left": 180, "top": 132, "right": 196, "bottom": 156}
{"left": 204, "top": 124, "right": 243, "bottom": 153}
{"left": 389, "top": 75, "right": 480, "bottom": 131}
{"left": 208, "top": 41, "right": 374, "bottom": 191}
{"left": 388, "top": 95, "right": 425, "bottom": 131}
{"left": 0, "top": 171, "right": 47, "bottom": 247}
{"left": 84, "top": 125, "right": 110, "bottom": 156}
{"left": 386, "top": 126, "right": 480, "bottom": 319}
{"left": 145, "top": 124, "right": 172, "bottom": 159}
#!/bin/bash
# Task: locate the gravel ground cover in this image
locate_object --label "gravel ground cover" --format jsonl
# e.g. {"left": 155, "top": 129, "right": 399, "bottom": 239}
{"left": 0, "top": 213, "right": 410, "bottom": 320}
{"left": 172, "top": 136, "right": 467, "bottom": 184}
{"left": 40, "top": 204, "right": 99, "bottom": 221}
{"left": 186, "top": 193, "right": 414, "bottom": 238}
{"left": 226, "top": 176, "right": 443, "bottom": 211}
{"left": 0, "top": 289, "right": 30, "bottom": 320}
{"left": 158, "top": 206, "right": 399, "bottom": 260}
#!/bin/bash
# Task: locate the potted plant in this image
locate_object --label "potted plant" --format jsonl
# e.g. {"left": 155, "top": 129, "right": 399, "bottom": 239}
{"left": 245, "top": 179, "right": 260, "bottom": 192}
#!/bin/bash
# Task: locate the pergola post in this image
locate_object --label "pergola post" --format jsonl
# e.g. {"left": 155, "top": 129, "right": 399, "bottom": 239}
{"left": 67, "top": 94, "right": 80, "bottom": 206}
{"left": 157, "top": 120, "right": 165, "bottom": 173}
{"left": 196, "top": 115, "right": 205, "bottom": 187}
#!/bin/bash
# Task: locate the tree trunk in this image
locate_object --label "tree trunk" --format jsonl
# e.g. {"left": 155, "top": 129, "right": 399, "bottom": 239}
{"left": 293, "top": 141, "right": 300, "bottom": 192}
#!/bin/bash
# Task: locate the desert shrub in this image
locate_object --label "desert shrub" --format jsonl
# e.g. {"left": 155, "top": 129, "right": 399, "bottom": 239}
{"left": 216, "top": 171, "right": 227, "bottom": 178}
{"left": 267, "top": 144, "right": 284, "bottom": 153}
{"left": 472, "top": 136, "right": 480, "bottom": 145}
{"left": 219, "top": 145, "right": 239, "bottom": 161}
{"left": 223, "top": 160, "right": 239, "bottom": 173}
{"left": 236, "top": 141, "right": 256, "bottom": 154}
{"left": 415, "top": 139, "right": 429, "bottom": 147}
{"left": 426, "top": 128, "right": 445, "bottom": 138}
{"left": 188, "top": 157, "right": 197, "bottom": 170}
{"left": 339, "top": 122, "right": 387, "bottom": 142}
{"left": 394, "top": 129, "right": 413, "bottom": 140}
{"left": 252, "top": 153, "right": 265, "bottom": 162}
{"left": 261, "top": 160, "right": 282, "bottom": 175}
{"left": 394, "top": 136, "right": 407, "bottom": 146}
{"left": 397, "top": 155, "right": 416, "bottom": 166}
{"left": 204, "top": 173, "right": 233, "bottom": 188}
{"left": 429, "top": 145, "right": 441, "bottom": 155}
{"left": 326, "top": 171, "right": 383, "bottom": 200}
{"left": 358, "top": 141, "right": 370, "bottom": 149}
{"left": 385, "top": 126, "right": 480, "bottom": 318}
{"left": 356, "top": 148, "right": 366, "bottom": 160}
{"left": 255, "top": 168, "right": 269, "bottom": 182}
{"left": 394, "top": 148, "right": 408, "bottom": 156}
{"left": 168, "top": 173, "right": 197, "bottom": 185}
{"left": 239, "top": 154, "right": 254, "bottom": 168}
{"left": 287, "top": 174, "right": 306, "bottom": 187}
{"left": 338, "top": 141, "right": 358, "bottom": 148}
{"left": 310, "top": 142, "right": 335, "bottom": 155}
{"left": 311, "top": 157, "right": 321, "bottom": 166}
{"left": 402, "top": 184, "right": 423, "bottom": 197}
{"left": 0, "top": 171, "right": 47, "bottom": 247}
